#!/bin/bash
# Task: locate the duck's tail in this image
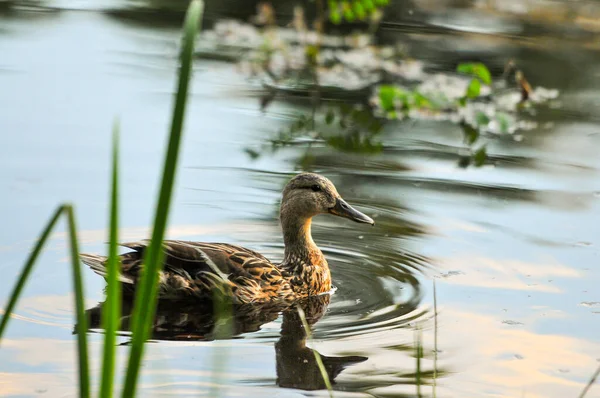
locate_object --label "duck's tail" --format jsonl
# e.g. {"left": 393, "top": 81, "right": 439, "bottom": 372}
{"left": 80, "top": 253, "right": 134, "bottom": 284}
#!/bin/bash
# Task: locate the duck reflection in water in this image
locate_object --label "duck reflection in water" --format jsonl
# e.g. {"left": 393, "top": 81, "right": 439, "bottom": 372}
{"left": 83, "top": 293, "right": 367, "bottom": 391}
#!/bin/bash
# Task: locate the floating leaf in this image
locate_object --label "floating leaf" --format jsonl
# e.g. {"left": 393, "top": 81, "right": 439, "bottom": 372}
{"left": 466, "top": 78, "right": 481, "bottom": 99}
{"left": 473, "top": 146, "right": 487, "bottom": 166}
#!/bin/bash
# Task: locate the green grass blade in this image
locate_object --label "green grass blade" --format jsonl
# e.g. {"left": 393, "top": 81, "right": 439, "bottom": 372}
{"left": 99, "top": 122, "right": 121, "bottom": 398}
{"left": 65, "top": 205, "right": 90, "bottom": 398}
{"left": 121, "top": 2, "right": 204, "bottom": 396}
{"left": 579, "top": 364, "right": 600, "bottom": 398}
{"left": 0, "top": 206, "right": 64, "bottom": 341}
{"left": 415, "top": 324, "right": 422, "bottom": 398}
{"left": 296, "top": 305, "right": 334, "bottom": 398}
{"left": 209, "top": 288, "right": 234, "bottom": 398}
{"left": 433, "top": 279, "right": 437, "bottom": 398}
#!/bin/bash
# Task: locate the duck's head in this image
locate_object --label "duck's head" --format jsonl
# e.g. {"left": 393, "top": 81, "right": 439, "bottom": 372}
{"left": 281, "top": 173, "right": 374, "bottom": 225}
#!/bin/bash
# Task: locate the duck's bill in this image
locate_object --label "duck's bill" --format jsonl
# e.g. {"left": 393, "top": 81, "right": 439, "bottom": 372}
{"left": 329, "top": 198, "right": 375, "bottom": 225}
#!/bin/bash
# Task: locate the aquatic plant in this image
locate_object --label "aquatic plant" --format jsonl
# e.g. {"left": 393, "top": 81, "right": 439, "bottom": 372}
{"left": 372, "top": 61, "right": 559, "bottom": 167}
{"left": 327, "top": 0, "right": 389, "bottom": 24}
{"left": 207, "top": 3, "right": 559, "bottom": 169}
{"left": 0, "top": 1, "right": 203, "bottom": 397}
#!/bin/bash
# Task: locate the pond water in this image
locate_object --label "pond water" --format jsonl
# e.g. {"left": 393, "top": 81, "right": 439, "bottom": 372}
{"left": 1, "top": 1, "right": 600, "bottom": 397}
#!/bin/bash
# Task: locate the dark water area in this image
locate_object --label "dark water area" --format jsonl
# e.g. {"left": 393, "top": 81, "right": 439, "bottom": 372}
{"left": 1, "top": 1, "right": 600, "bottom": 397}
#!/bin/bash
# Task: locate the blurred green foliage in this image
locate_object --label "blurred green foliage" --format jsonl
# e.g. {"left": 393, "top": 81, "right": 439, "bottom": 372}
{"left": 328, "top": 0, "right": 389, "bottom": 24}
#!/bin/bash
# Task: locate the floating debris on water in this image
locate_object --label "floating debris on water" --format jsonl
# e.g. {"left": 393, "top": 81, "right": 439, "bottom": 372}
{"left": 502, "top": 320, "right": 524, "bottom": 326}
{"left": 440, "top": 270, "right": 464, "bottom": 278}
{"left": 579, "top": 301, "right": 600, "bottom": 308}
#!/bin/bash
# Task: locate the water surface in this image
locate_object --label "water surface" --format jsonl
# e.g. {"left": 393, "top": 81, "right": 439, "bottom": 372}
{"left": 1, "top": 1, "right": 599, "bottom": 397}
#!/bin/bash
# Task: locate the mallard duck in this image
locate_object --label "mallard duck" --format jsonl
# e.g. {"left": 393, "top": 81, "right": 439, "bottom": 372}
{"left": 81, "top": 173, "right": 374, "bottom": 304}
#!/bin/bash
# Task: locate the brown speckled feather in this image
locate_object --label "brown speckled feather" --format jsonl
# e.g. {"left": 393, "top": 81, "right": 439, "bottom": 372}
{"left": 84, "top": 240, "right": 298, "bottom": 304}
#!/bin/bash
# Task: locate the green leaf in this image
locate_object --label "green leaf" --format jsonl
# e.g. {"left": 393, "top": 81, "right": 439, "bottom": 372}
{"left": 0, "top": 205, "right": 90, "bottom": 398}
{"left": 325, "top": 109, "right": 335, "bottom": 124}
{"left": 412, "top": 92, "right": 432, "bottom": 109}
{"left": 64, "top": 205, "right": 90, "bottom": 398}
{"left": 458, "top": 155, "right": 471, "bottom": 168}
{"left": 121, "top": 1, "right": 204, "bottom": 396}
{"left": 457, "top": 62, "right": 492, "bottom": 85}
{"left": 461, "top": 123, "right": 479, "bottom": 145}
{"left": 473, "top": 146, "right": 487, "bottom": 167}
{"left": 466, "top": 78, "right": 481, "bottom": 99}
{"left": 374, "top": 0, "right": 389, "bottom": 5}
{"left": 353, "top": 1, "right": 366, "bottom": 19}
{"left": 99, "top": 122, "right": 121, "bottom": 398}
{"left": 458, "top": 97, "right": 467, "bottom": 107}
{"left": 474, "top": 64, "right": 492, "bottom": 85}
{"left": 362, "top": 0, "right": 374, "bottom": 11}
{"left": 330, "top": 9, "right": 341, "bottom": 24}
{"left": 496, "top": 112, "right": 510, "bottom": 134}
{"left": 378, "top": 85, "right": 396, "bottom": 111}
{"left": 343, "top": 8, "right": 356, "bottom": 22}
{"left": 390, "top": 87, "right": 410, "bottom": 110}
{"left": 0, "top": 206, "right": 62, "bottom": 340}
{"left": 475, "top": 111, "right": 490, "bottom": 126}
{"left": 297, "top": 305, "right": 334, "bottom": 398}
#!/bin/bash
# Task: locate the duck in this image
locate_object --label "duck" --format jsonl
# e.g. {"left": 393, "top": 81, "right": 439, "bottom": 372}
{"left": 80, "top": 173, "right": 374, "bottom": 304}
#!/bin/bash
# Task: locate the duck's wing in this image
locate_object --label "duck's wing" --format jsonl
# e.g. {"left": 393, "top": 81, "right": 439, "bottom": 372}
{"left": 118, "top": 240, "right": 288, "bottom": 301}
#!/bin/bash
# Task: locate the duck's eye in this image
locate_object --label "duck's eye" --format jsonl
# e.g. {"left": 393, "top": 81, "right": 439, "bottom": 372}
{"left": 311, "top": 184, "right": 321, "bottom": 192}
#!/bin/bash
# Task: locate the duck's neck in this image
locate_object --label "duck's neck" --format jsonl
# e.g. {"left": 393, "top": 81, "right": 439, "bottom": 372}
{"left": 280, "top": 214, "right": 323, "bottom": 269}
